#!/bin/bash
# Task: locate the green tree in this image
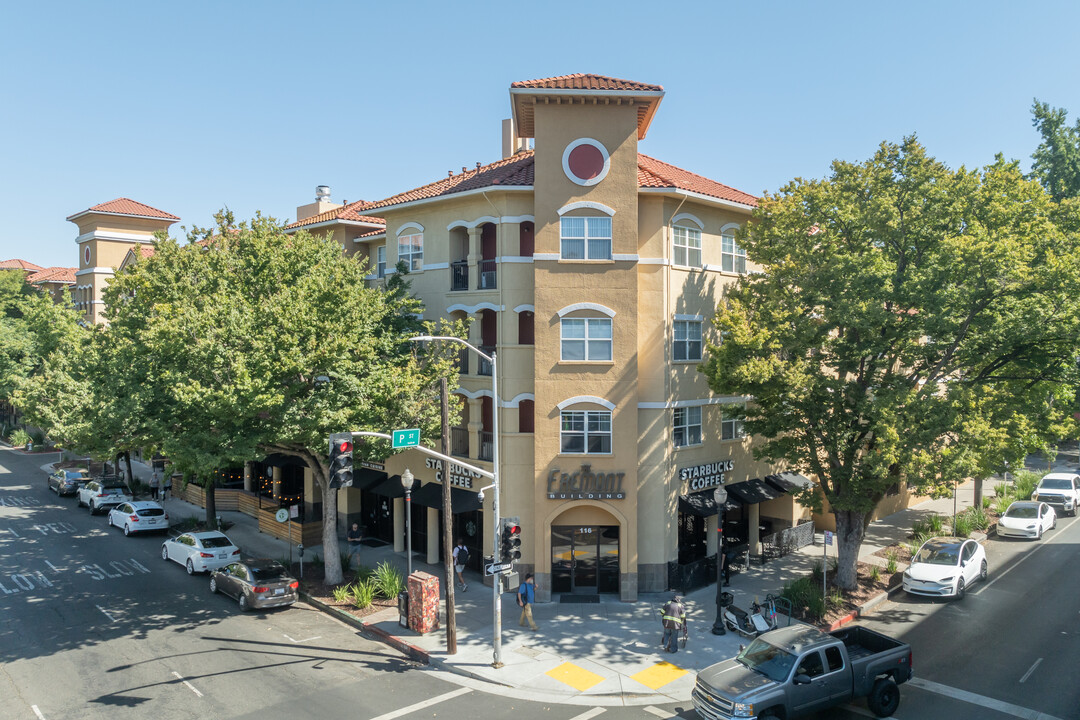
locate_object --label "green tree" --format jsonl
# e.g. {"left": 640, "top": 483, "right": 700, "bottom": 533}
{"left": 702, "top": 137, "right": 1080, "bottom": 590}
{"left": 104, "top": 212, "right": 460, "bottom": 584}
{"left": 1031, "top": 100, "right": 1080, "bottom": 201}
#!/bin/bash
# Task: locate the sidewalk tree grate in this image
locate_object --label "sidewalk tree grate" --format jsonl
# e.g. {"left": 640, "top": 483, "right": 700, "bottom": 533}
{"left": 631, "top": 662, "right": 688, "bottom": 690}
{"left": 545, "top": 662, "right": 604, "bottom": 691}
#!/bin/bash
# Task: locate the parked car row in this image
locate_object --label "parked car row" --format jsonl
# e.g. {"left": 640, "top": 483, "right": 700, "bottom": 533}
{"left": 47, "top": 466, "right": 298, "bottom": 612}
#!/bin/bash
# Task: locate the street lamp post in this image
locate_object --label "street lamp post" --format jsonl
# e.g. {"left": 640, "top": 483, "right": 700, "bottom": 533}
{"left": 401, "top": 468, "right": 415, "bottom": 577}
{"left": 712, "top": 484, "right": 728, "bottom": 635}
{"left": 410, "top": 335, "right": 503, "bottom": 668}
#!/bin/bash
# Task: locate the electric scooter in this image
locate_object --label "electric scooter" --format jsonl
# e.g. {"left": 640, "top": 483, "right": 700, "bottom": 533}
{"left": 722, "top": 592, "right": 779, "bottom": 638}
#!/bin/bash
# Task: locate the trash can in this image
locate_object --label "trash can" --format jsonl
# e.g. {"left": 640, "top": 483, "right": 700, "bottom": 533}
{"left": 719, "top": 591, "right": 735, "bottom": 608}
{"left": 397, "top": 590, "right": 409, "bottom": 628}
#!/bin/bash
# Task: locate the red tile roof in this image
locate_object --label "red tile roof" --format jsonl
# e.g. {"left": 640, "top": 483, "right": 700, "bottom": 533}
{"left": 355, "top": 229, "right": 386, "bottom": 239}
{"left": 138, "top": 244, "right": 156, "bottom": 258}
{"left": 358, "top": 151, "right": 756, "bottom": 213}
{"left": 638, "top": 154, "right": 758, "bottom": 207}
{"left": 27, "top": 267, "right": 77, "bottom": 285}
{"left": 285, "top": 199, "right": 387, "bottom": 230}
{"left": 511, "top": 74, "right": 663, "bottom": 92}
{"left": 0, "top": 259, "right": 45, "bottom": 272}
{"left": 67, "top": 198, "right": 179, "bottom": 221}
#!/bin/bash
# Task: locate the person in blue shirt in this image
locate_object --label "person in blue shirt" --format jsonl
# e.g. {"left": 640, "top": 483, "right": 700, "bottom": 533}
{"left": 517, "top": 573, "right": 538, "bottom": 631}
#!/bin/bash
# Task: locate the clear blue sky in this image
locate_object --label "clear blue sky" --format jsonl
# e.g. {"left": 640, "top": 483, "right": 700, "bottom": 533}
{"left": 2, "top": 0, "right": 1078, "bottom": 268}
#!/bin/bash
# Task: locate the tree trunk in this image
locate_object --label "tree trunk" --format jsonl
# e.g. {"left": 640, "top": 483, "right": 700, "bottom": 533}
{"left": 205, "top": 480, "right": 217, "bottom": 529}
{"left": 123, "top": 451, "right": 134, "bottom": 493}
{"left": 321, "top": 475, "right": 344, "bottom": 585}
{"left": 833, "top": 509, "right": 868, "bottom": 591}
{"left": 973, "top": 477, "right": 983, "bottom": 512}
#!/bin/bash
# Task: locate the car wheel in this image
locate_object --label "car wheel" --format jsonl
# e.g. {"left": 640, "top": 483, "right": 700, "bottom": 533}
{"left": 89, "top": 501, "right": 97, "bottom": 515}
{"left": 161, "top": 545, "right": 169, "bottom": 561}
{"left": 867, "top": 678, "right": 900, "bottom": 717}
{"left": 209, "top": 577, "right": 218, "bottom": 594}
{"left": 107, "top": 514, "right": 112, "bottom": 528}
{"left": 76, "top": 495, "right": 83, "bottom": 508}
{"left": 186, "top": 559, "right": 195, "bottom": 575}
{"left": 1052, "top": 516, "right": 1057, "bottom": 529}
{"left": 979, "top": 559, "right": 987, "bottom": 582}
{"left": 955, "top": 577, "right": 966, "bottom": 600}
{"left": 124, "top": 524, "right": 131, "bottom": 537}
{"left": 238, "top": 593, "right": 249, "bottom": 612}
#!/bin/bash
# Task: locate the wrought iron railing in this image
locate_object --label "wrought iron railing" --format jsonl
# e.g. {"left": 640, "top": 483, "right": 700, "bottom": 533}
{"left": 455, "top": 347, "right": 469, "bottom": 375}
{"left": 477, "top": 346, "right": 494, "bottom": 376}
{"left": 451, "top": 261, "right": 469, "bottom": 291}
{"left": 478, "top": 432, "right": 494, "bottom": 461}
{"left": 451, "top": 427, "right": 469, "bottom": 457}
{"left": 761, "top": 519, "right": 816, "bottom": 560}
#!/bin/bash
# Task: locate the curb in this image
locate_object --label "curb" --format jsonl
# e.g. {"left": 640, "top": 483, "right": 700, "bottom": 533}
{"left": 300, "top": 591, "right": 430, "bottom": 665}
{"left": 822, "top": 582, "right": 904, "bottom": 632}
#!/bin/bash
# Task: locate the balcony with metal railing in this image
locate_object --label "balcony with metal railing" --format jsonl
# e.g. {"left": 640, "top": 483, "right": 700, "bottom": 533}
{"left": 455, "top": 347, "right": 469, "bottom": 375}
{"left": 477, "top": 346, "right": 494, "bottom": 376}
{"left": 479, "top": 432, "right": 494, "bottom": 461}
{"left": 478, "top": 259, "right": 497, "bottom": 290}
{"left": 451, "top": 427, "right": 470, "bottom": 458}
{"left": 451, "top": 261, "right": 469, "bottom": 291}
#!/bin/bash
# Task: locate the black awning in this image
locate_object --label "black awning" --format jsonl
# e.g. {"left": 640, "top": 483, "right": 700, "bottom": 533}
{"left": 410, "top": 482, "right": 483, "bottom": 513}
{"left": 765, "top": 472, "right": 815, "bottom": 494}
{"left": 351, "top": 467, "right": 387, "bottom": 492}
{"left": 261, "top": 453, "right": 309, "bottom": 469}
{"left": 679, "top": 489, "right": 743, "bottom": 517}
{"left": 726, "top": 477, "right": 786, "bottom": 505}
{"left": 370, "top": 475, "right": 406, "bottom": 499}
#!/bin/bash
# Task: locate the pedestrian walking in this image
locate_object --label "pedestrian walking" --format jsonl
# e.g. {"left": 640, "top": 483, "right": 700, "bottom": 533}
{"left": 517, "top": 573, "right": 539, "bottom": 631}
{"left": 452, "top": 538, "right": 469, "bottom": 592}
{"left": 660, "top": 593, "right": 687, "bottom": 653}
{"left": 162, "top": 474, "right": 172, "bottom": 500}
{"left": 346, "top": 522, "right": 363, "bottom": 568}
{"left": 150, "top": 472, "right": 160, "bottom": 500}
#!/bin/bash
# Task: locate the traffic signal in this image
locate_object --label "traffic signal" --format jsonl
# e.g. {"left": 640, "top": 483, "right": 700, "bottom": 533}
{"left": 328, "top": 432, "right": 353, "bottom": 488}
{"left": 500, "top": 517, "right": 522, "bottom": 563}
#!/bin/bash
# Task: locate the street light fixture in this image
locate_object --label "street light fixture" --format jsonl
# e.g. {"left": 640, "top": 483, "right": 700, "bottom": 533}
{"left": 401, "top": 468, "right": 415, "bottom": 577}
{"left": 410, "top": 334, "right": 504, "bottom": 668}
{"left": 712, "top": 484, "right": 728, "bottom": 635}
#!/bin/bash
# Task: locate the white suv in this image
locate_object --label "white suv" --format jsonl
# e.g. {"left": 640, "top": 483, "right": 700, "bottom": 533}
{"left": 1031, "top": 473, "right": 1080, "bottom": 517}
{"left": 77, "top": 479, "right": 133, "bottom": 515}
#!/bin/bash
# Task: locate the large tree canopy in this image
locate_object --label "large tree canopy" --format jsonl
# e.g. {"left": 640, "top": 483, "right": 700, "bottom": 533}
{"left": 103, "top": 212, "right": 461, "bottom": 584}
{"left": 1031, "top": 99, "right": 1080, "bottom": 202}
{"left": 702, "top": 137, "right": 1080, "bottom": 590}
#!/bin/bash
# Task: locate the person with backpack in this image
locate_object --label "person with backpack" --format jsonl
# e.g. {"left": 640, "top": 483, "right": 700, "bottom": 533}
{"left": 517, "top": 573, "right": 539, "bottom": 631}
{"left": 452, "top": 538, "right": 469, "bottom": 592}
{"left": 661, "top": 593, "right": 688, "bottom": 653}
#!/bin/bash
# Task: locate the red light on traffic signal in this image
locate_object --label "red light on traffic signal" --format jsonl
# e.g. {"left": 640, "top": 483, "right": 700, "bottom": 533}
{"left": 338, "top": 440, "right": 352, "bottom": 453}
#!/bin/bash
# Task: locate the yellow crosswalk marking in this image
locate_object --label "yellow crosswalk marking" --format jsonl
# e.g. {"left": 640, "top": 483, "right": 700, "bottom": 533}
{"left": 630, "top": 661, "right": 688, "bottom": 689}
{"left": 545, "top": 661, "right": 605, "bottom": 691}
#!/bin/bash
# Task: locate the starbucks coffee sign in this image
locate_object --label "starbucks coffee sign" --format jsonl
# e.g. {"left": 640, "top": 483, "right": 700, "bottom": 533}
{"left": 424, "top": 457, "right": 482, "bottom": 489}
{"left": 547, "top": 464, "right": 626, "bottom": 500}
{"left": 680, "top": 459, "right": 735, "bottom": 493}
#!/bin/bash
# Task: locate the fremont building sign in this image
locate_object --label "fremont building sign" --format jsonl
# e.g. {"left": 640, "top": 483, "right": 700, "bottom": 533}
{"left": 547, "top": 464, "right": 626, "bottom": 500}
{"left": 680, "top": 459, "right": 735, "bottom": 493}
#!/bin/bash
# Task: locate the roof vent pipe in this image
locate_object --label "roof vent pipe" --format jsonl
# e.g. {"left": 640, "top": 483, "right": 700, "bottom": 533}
{"left": 316, "top": 185, "right": 331, "bottom": 202}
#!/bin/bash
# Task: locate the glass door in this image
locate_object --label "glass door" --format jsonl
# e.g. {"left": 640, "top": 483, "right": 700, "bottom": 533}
{"left": 571, "top": 527, "right": 598, "bottom": 592}
{"left": 552, "top": 525, "right": 609, "bottom": 594}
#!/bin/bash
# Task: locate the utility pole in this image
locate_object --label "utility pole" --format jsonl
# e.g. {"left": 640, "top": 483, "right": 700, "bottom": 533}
{"left": 440, "top": 377, "right": 457, "bottom": 654}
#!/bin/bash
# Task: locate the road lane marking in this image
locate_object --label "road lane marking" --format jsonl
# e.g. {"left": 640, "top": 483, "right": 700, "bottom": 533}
{"left": 96, "top": 605, "right": 116, "bottom": 622}
{"left": 45, "top": 561, "right": 61, "bottom": 572}
{"left": 171, "top": 671, "right": 204, "bottom": 698}
{"left": 31, "top": 705, "right": 45, "bottom": 719}
{"left": 568, "top": 708, "right": 605, "bottom": 720}
{"left": 365, "top": 687, "right": 470, "bottom": 720}
{"left": 644, "top": 707, "right": 675, "bottom": 718}
{"left": 973, "top": 518, "right": 1076, "bottom": 596}
{"left": 1019, "top": 657, "right": 1043, "bottom": 683}
{"left": 283, "top": 633, "right": 321, "bottom": 643}
{"left": 908, "top": 677, "right": 1066, "bottom": 720}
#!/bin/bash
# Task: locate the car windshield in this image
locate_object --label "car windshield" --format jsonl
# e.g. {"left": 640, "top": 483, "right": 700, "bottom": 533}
{"left": 915, "top": 543, "right": 960, "bottom": 565}
{"left": 250, "top": 565, "right": 287, "bottom": 582}
{"left": 735, "top": 637, "right": 797, "bottom": 682}
{"left": 65, "top": 471, "right": 88, "bottom": 479}
{"left": 200, "top": 536, "right": 232, "bottom": 548}
{"left": 1039, "top": 479, "right": 1073, "bottom": 490}
{"left": 1005, "top": 506, "right": 1038, "bottom": 519}
{"left": 137, "top": 508, "right": 165, "bottom": 517}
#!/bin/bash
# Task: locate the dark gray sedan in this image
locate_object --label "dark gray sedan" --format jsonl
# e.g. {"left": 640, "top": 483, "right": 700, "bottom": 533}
{"left": 209, "top": 559, "right": 298, "bottom": 611}
{"left": 47, "top": 469, "right": 90, "bottom": 496}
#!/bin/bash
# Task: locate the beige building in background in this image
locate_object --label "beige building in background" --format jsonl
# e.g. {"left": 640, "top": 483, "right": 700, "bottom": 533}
{"left": 288, "top": 74, "right": 816, "bottom": 601}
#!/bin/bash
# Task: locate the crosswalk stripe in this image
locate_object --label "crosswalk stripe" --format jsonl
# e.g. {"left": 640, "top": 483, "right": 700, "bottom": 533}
{"left": 644, "top": 707, "right": 675, "bottom": 719}
{"left": 365, "top": 687, "right": 471, "bottom": 720}
{"left": 568, "top": 708, "right": 605, "bottom": 720}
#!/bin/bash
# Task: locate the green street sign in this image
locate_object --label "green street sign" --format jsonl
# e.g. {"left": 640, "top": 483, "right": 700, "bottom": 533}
{"left": 392, "top": 428, "right": 421, "bottom": 449}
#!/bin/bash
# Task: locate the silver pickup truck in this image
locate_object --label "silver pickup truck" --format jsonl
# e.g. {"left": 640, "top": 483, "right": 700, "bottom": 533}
{"left": 693, "top": 624, "right": 912, "bottom": 719}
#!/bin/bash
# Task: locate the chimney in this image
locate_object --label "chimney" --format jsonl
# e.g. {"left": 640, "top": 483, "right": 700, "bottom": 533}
{"left": 296, "top": 185, "right": 344, "bottom": 222}
{"left": 502, "top": 118, "right": 521, "bottom": 159}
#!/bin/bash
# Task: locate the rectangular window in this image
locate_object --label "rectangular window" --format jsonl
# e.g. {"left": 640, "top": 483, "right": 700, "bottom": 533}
{"left": 673, "top": 406, "right": 702, "bottom": 448}
{"left": 672, "top": 225, "right": 702, "bottom": 267}
{"left": 376, "top": 245, "right": 386, "bottom": 278}
{"left": 398, "top": 233, "right": 423, "bottom": 271}
{"left": 561, "top": 318, "right": 612, "bottom": 361}
{"left": 721, "top": 416, "right": 745, "bottom": 441}
{"left": 673, "top": 320, "right": 703, "bottom": 361}
{"left": 721, "top": 233, "right": 747, "bottom": 274}
{"left": 560, "top": 217, "right": 612, "bottom": 260}
{"left": 560, "top": 410, "right": 612, "bottom": 454}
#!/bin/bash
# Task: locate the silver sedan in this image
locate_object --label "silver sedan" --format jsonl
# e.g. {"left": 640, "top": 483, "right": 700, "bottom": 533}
{"left": 161, "top": 531, "right": 241, "bottom": 574}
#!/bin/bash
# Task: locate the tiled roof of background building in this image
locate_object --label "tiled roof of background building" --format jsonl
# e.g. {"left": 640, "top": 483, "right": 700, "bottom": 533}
{"left": 511, "top": 74, "right": 663, "bottom": 92}
{"left": 68, "top": 198, "right": 179, "bottom": 221}
{"left": 0, "top": 259, "right": 45, "bottom": 272}
{"left": 285, "top": 199, "right": 386, "bottom": 230}
{"left": 638, "top": 154, "right": 758, "bottom": 207}
{"left": 27, "top": 267, "right": 77, "bottom": 284}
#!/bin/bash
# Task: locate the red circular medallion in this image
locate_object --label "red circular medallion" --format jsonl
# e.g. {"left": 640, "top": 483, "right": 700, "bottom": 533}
{"left": 567, "top": 144, "right": 606, "bottom": 181}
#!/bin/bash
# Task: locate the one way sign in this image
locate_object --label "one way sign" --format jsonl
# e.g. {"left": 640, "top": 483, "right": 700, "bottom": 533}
{"left": 485, "top": 562, "right": 513, "bottom": 576}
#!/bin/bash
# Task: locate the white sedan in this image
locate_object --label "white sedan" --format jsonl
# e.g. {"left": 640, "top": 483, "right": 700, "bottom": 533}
{"left": 161, "top": 531, "right": 241, "bottom": 574}
{"left": 903, "top": 536, "right": 987, "bottom": 600}
{"left": 108, "top": 501, "right": 169, "bottom": 535}
{"left": 998, "top": 501, "right": 1056, "bottom": 540}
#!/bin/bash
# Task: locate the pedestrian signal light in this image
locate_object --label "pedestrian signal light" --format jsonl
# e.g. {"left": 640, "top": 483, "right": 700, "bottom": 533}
{"left": 328, "top": 432, "right": 354, "bottom": 488}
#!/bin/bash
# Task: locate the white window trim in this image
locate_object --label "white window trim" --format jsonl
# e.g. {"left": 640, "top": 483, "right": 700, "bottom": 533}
{"left": 557, "top": 201, "right": 615, "bottom": 217}
{"left": 397, "top": 232, "right": 424, "bottom": 272}
{"left": 556, "top": 395, "right": 616, "bottom": 411}
{"left": 673, "top": 406, "right": 703, "bottom": 448}
{"left": 557, "top": 302, "right": 616, "bottom": 318}
{"left": 561, "top": 138, "right": 611, "bottom": 187}
{"left": 672, "top": 213, "right": 704, "bottom": 229}
{"left": 672, "top": 224, "right": 703, "bottom": 268}
{"left": 559, "top": 409, "right": 613, "bottom": 455}
{"left": 673, "top": 318, "right": 704, "bottom": 363}
{"left": 560, "top": 317, "right": 613, "bottom": 363}
{"left": 721, "top": 416, "right": 746, "bottom": 442}
{"left": 560, "top": 216, "right": 612, "bottom": 260}
{"left": 396, "top": 222, "right": 425, "bottom": 236}
{"left": 513, "top": 304, "right": 535, "bottom": 314}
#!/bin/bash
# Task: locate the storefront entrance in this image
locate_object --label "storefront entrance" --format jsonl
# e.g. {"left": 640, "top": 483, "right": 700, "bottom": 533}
{"left": 551, "top": 525, "right": 619, "bottom": 594}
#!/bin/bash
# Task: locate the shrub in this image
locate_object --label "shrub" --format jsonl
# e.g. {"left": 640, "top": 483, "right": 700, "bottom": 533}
{"left": 869, "top": 565, "right": 881, "bottom": 583}
{"left": 29, "top": 428, "right": 45, "bottom": 445}
{"left": 340, "top": 550, "right": 354, "bottom": 572}
{"left": 807, "top": 593, "right": 827, "bottom": 621}
{"left": 371, "top": 561, "right": 405, "bottom": 599}
{"left": 993, "top": 482, "right": 1009, "bottom": 500}
{"left": 332, "top": 584, "right": 355, "bottom": 604}
{"left": 173, "top": 516, "right": 200, "bottom": 533}
{"left": 811, "top": 560, "right": 823, "bottom": 581}
{"left": 353, "top": 580, "right": 377, "bottom": 609}
{"left": 952, "top": 512, "right": 974, "bottom": 538}
{"left": 981, "top": 495, "right": 993, "bottom": 510}
{"left": 994, "top": 494, "right": 1013, "bottom": 515}
{"left": 780, "top": 577, "right": 818, "bottom": 612}
{"left": 10, "top": 429, "right": 31, "bottom": 447}
{"left": 1012, "top": 470, "right": 1042, "bottom": 501}
{"left": 355, "top": 565, "right": 374, "bottom": 583}
{"left": 885, "top": 549, "right": 899, "bottom": 575}
{"left": 963, "top": 506, "right": 990, "bottom": 531}
{"left": 829, "top": 556, "right": 839, "bottom": 574}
